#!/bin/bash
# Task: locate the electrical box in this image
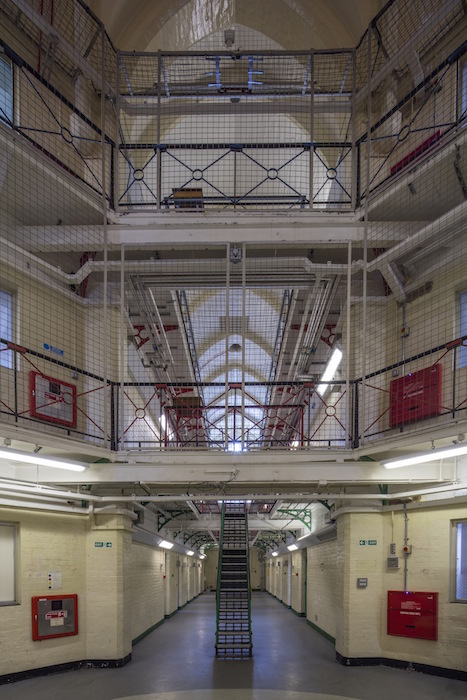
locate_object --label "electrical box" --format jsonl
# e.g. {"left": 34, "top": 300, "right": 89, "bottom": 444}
{"left": 389, "top": 364, "right": 442, "bottom": 428}
{"left": 32, "top": 594, "right": 78, "bottom": 641}
{"left": 387, "top": 556, "right": 399, "bottom": 569}
{"left": 29, "top": 372, "right": 77, "bottom": 428}
{"left": 387, "top": 590, "right": 437, "bottom": 640}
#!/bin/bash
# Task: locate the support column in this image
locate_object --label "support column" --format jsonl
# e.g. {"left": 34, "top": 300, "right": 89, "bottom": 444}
{"left": 85, "top": 512, "right": 133, "bottom": 664}
{"left": 335, "top": 511, "right": 384, "bottom": 663}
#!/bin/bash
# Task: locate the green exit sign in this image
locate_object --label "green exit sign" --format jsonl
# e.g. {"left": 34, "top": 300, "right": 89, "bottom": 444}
{"left": 368, "top": 540, "right": 377, "bottom": 545}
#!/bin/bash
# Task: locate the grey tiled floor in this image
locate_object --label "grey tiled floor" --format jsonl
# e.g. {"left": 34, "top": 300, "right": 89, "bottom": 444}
{"left": 1, "top": 592, "right": 466, "bottom": 700}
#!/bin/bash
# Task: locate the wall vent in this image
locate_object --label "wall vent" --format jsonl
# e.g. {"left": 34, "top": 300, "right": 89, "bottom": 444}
{"left": 398, "top": 281, "right": 433, "bottom": 307}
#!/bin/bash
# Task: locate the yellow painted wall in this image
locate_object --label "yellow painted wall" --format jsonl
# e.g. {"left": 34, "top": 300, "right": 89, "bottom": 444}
{"left": 131, "top": 542, "right": 165, "bottom": 640}
{"left": 307, "top": 539, "right": 338, "bottom": 641}
{"left": 0, "top": 508, "right": 87, "bottom": 676}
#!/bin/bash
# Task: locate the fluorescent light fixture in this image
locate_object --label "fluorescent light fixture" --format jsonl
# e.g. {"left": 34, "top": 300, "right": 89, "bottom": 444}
{"left": 271, "top": 551, "right": 278, "bottom": 557}
{"left": 200, "top": 554, "right": 206, "bottom": 560}
{"left": 187, "top": 550, "right": 194, "bottom": 556}
{"left": 298, "top": 532, "right": 311, "bottom": 541}
{"left": 382, "top": 443, "right": 467, "bottom": 469}
{"left": 159, "top": 539, "right": 174, "bottom": 550}
{"left": 317, "top": 348, "right": 343, "bottom": 397}
{"left": 287, "top": 543, "right": 299, "bottom": 551}
{"left": 0, "top": 447, "right": 87, "bottom": 472}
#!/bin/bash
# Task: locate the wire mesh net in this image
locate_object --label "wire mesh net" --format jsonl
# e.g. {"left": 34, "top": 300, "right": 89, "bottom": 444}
{"left": 117, "top": 49, "right": 356, "bottom": 211}
{"left": 0, "top": 0, "right": 466, "bottom": 453}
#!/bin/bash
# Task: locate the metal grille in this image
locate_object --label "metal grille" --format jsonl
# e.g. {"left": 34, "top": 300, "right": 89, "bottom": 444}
{"left": 0, "top": 0, "right": 466, "bottom": 455}
{"left": 117, "top": 50, "right": 354, "bottom": 211}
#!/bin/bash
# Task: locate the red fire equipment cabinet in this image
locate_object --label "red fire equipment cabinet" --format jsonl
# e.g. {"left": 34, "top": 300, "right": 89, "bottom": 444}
{"left": 389, "top": 364, "right": 442, "bottom": 428}
{"left": 387, "top": 590, "right": 438, "bottom": 640}
{"left": 29, "top": 372, "right": 77, "bottom": 428}
{"left": 32, "top": 594, "right": 78, "bottom": 641}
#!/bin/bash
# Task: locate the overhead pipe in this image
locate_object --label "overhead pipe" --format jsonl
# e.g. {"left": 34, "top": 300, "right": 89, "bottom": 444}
{"left": 93, "top": 505, "right": 138, "bottom": 520}
{"left": 0, "top": 238, "right": 355, "bottom": 288}
{"left": 3, "top": 196, "right": 465, "bottom": 292}
{"left": 0, "top": 480, "right": 101, "bottom": 501}
{"left": 266, "top": 289, "right": 299, "bottom": 445}
{"left": 94, "top": 482, "right": 466, "bottom": 503}
{"left": 366, "top": 200, "right": 467, "bottom": 274}
{"left": 0, "top": 482, "right": 466, "bottom": 519}
{"left": 1, "top": 479, "right": 465, "bottom": 505}
{"left": 0, "top": 497, "right": 92, "bottom": 515}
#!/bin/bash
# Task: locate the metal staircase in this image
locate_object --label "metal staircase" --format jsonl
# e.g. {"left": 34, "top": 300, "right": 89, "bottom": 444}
{"left": 215, "top": 501, "right": 253, "bottom": 658}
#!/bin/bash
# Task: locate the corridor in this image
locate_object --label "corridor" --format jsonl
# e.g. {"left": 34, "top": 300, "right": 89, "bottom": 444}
{"left": 1, "top": 592, "right": 465, "bottom": 700}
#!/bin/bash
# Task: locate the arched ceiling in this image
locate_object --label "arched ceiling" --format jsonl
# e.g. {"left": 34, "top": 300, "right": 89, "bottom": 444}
{"left": 88, "top": 0, "right": 386, "bottom": 52}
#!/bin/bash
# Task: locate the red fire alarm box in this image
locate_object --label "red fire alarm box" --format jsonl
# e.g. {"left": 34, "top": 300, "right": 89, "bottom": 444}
{"left": 29, "top": 372, "right": 77, "bottom": 428}
{"left": 32, "top": 594, "right": 78, "bottom": 641}
{"left": 389, "top": 364, "right": 442, "bottom": 428}
{"left": 387, "top": 590, "right": 437, "bottom": 640}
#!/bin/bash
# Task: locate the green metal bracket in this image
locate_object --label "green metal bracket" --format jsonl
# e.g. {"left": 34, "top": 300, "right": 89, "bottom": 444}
{"left": 317, "top": 500, "right": 331, "bottom": 511}
{"left": 378, "top": 483, "right": 388, "bottom": 506}
{"left": 157, "top": 509, "right": 186, "bottom": 532}
{"left": 278, "top": 507, "right": 312, "bottom": 530}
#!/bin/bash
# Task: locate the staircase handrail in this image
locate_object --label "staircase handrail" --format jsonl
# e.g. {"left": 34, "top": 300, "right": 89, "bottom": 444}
{"left": 244, "top": 502, "right": 253, "bottom": 649}
{"left": 215, "top": 501, "right": 226, "bottom": 648}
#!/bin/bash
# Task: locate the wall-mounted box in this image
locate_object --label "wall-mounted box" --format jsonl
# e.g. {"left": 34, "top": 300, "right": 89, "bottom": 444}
{"left": 387, "top": 590, "right": 437, "bottom": 640}
{"left": 29, "top": 372, "right": 77, "bottom": 428}
{"left": 32, "top": 594, "right": 78, "bottom": 641}
{"left": 389, "top": 364, "right": 442, "bottom": 428}
{"left": 387, "top": 556, "right": 399, "bottom": 569}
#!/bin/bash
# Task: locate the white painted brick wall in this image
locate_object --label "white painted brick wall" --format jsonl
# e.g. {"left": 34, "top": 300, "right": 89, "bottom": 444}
{"left": 249, "top": 547, "right": 262, "bottom": 590}
{"left": 283, "top": 555, "right": 292, "bottom": 606}
{"left": 381, "top": 504, "right": 467, "bottom": 673}
{"left": 2, "top": 501, "right": 465, "bottom": 679}
{"left": 85, "top": 513, "right": 133, "bottom": 661}
{"left": 0, "top": 508, "right": 87, "bottom": 676}
{"left": 275, "top": 559, "right": 281, "bottom": 599}
{"left": 203, "top": 549, "right": 218, "bottom": 591}
{"left": 340, "top": 512, "right": 384, "bottom": 658}
{"left": 333, "top": 506, "right": 467, "bottom": 675}
{"left": 165, "top": 551, "right": 179, "bottom": 616}
{"left": 307, "top": 539, "right": 338, "bottom": 640}
{"left": 178, "top": 556, "right": 189, "bottom": 607}
{"left": 291, "top": 550, "right": 306, "bottom": 614}
{"left": 131, "top": 542, "right": 165, "bottom": 640}
{"left": 265, "top": 561, "right": 272, "bottom": 593}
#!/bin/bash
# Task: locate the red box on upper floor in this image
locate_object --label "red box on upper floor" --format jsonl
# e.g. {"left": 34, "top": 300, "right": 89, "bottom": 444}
{"left": 389, "top": 364, "right": 442, "bottom": 428}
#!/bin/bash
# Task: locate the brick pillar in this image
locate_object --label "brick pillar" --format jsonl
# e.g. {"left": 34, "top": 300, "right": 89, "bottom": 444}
{"left": 85, "top": 512, "right": 133, "bottom": 664}
{"left": 335, "top": 511, "right": 384, "bottom": 662}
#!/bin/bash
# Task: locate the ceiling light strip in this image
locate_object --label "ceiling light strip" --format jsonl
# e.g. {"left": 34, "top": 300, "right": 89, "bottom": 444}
{"left": 0, "top": 447, "right": 88, "bottom": 472}
{"left": 382, "top": 443, "right": 467, "bottom": 469}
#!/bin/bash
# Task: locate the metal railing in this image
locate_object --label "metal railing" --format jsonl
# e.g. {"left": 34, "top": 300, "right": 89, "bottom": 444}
{"left": 1, "top": 335, "right": 466, "bottom": 451}
{"left": 2, "top": 31, "right": 465, "bottom": 214}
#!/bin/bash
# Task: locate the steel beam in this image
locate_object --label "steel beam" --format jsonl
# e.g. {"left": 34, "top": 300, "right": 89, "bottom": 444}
{"left": 12, "top": 455, "right": 457, "bottom": 486}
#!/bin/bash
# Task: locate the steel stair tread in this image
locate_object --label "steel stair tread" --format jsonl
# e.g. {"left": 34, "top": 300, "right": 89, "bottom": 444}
{"left": 216, "top": 504, "right": 252, "bottom": 658}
